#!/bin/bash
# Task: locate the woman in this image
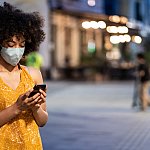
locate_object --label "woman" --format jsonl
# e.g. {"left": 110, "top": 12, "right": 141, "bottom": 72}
{"left": 0, "top": 2, "right": 48, "bottom": 149}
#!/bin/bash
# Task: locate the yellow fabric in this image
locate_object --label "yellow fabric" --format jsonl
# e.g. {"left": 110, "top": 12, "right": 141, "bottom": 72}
{"left": 0, "top": 66, "right": 43, "bottom": 150}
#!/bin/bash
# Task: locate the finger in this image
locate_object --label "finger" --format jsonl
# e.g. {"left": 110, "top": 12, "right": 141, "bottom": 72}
{"left": 37, "top": 98, "right": 45, "bottom": 105}
{"left": 39, "top": 89, "right": 47, "bottom": 97}
{"left": 22, "top": 89, "right": 33, "bottom": 100}
{"left": 28, "top": 93, "right": 40, "bottom": 103}
{"left": 40, "top": 94, "right": 46, "bottom": 101}
{"left": 30, "top": 96, "right": 41, "bottom": 105}
{"left": 34, "top": 103, "right": 40, "bottom": 107}
{"left": 24, "top": 96, "right": 40, "bottom": 108}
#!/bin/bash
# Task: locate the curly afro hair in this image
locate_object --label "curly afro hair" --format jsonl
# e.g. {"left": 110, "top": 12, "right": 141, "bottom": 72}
{"left": 0, "top": 2, "right": 45, "bottom": 55}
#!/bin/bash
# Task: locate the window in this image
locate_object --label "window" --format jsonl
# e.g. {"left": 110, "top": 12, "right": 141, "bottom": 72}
{"left": 135, "top": 1, "right": 142, "bottom": 21}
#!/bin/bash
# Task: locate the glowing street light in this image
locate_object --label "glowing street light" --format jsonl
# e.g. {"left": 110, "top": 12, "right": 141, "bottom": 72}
{"left": 106, "top": 26, "right": 118, "bottom": 33}
{"left": 87, "top": 0, "right": 96, "bottom": 6}
{"left": 110, "top": 35, "right": 131, "bottom": 44}
{"left": 106, "top": 26, "right": 128, "bottom": 34}
{"left": 82, "top": 21, "right": 91, "bottom": 29}
{"left": 90, "top": 21, "right": 99, "bottom": 29}
{"left": 98, "top": 21, "right": 106, "bottom": 29}
{"left": 118, "top": 26, "right": 128, "bottom": 33}
{"left": 110, "top": 35, "right": 120, "bottom": 44}
{"left": 82, "top": 21, "right": 106, "bottom": 29}
{"left": 109, "top": 15, "right": 120, "bottom": 23}
{"left": 132, "top": 36, "right": 142, "bottom": 44}
{"left": 124, "top": 34, "right": 131, "bottom": 42}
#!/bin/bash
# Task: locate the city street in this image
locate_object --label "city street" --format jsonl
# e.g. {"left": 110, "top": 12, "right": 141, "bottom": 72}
{"left": 40, "top": 81, "right": 150, "bottom": 150}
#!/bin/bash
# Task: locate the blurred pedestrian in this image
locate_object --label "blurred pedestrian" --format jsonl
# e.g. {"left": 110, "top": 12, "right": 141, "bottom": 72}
{"left": 0, "top": 2, "right": 48, "bottom": 149}
{"left": 136, "top": 52, "right": 150, "bottom": 111}
{"left": 132, "top": 68, "right": 141, "bottom": 109}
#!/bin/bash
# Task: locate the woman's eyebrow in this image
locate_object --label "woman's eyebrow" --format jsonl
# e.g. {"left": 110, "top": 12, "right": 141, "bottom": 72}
{"left": 5, "top": 39, "right": 15, "bottom": 43}
{"left": 7, "top": 41, "right": 15, "bottom": 44}
{"left": 21, "top": 40, "right": 25, "bottom": 43}
{"left": 6, "top": 40, "right": 25, "bottom": 43}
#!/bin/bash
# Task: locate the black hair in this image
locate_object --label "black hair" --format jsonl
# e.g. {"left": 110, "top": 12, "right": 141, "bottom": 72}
{"left": 0, "top": 2, "right": 45, "bottom": 55}
{"left": 136, "top": 52, "right": 145, "bottom": 59}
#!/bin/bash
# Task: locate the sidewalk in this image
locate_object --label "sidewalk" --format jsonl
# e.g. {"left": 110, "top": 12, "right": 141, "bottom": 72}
{"left": 40, "top": 81, "right": 150, "bottom": 150}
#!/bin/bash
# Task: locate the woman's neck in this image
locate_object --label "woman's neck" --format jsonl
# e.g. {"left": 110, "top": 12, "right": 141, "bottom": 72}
{"left": 0, "top": 56, "right": 19, "bottom": 72}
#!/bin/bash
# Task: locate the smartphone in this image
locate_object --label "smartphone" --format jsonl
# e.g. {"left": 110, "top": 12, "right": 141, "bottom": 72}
{"left": 28, "top": 84, "right": 46, "bottom": 98}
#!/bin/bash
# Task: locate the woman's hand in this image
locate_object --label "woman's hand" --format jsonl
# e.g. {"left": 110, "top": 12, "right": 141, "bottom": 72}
{"left": 15, "top": 89, "right": 41, "bottom": 112}
{"left": 31, "top": 89, "right": 47, "bottom": 112}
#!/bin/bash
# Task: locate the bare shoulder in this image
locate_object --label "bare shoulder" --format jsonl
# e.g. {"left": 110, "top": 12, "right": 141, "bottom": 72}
{"left": 21, "top": 65, "right": 43, "bottom": 84}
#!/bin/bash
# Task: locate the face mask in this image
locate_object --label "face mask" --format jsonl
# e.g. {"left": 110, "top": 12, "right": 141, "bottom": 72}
{"left": 1, "top": 47, "right": 25, "bottom": 66}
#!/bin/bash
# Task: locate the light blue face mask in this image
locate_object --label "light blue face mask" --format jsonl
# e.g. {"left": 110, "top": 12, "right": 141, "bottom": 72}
{"left": 1, "top": 47, "right": 25, "bottom": 66}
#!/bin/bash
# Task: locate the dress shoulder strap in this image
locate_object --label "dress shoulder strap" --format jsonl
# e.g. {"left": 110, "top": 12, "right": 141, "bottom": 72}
{"left": 20, "top": 65, "right": 35, "bottom": 84}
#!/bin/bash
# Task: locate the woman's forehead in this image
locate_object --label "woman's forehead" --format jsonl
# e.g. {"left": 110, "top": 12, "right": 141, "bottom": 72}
{"left": 5, "top": 35, "right": 25, "bottom": 42}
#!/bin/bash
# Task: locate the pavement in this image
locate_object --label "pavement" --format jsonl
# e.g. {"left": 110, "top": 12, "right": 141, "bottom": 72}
{"left": 40, "top": 80, "right": 150, "bottom": 150}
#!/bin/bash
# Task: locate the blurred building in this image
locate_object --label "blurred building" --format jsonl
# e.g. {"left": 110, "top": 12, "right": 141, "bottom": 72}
{"left": 49, "top": 0, "right": 150, "bottom": 80}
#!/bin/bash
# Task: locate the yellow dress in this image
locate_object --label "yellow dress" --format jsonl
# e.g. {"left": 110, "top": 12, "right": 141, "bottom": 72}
{"left": 0, "top": 66, "right": 43, "bottom": 150}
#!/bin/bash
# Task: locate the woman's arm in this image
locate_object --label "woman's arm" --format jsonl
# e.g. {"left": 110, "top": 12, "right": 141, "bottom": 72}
{"left": 28, "top": 67, "right": 48, "bottom": 127}
{"left": 0, "top": 103, "right": 21, "bottom": 127}
{"left": 32, "top": 102, "right": 48, "bottom": 127}
{"left": 0, "top": 89, "right": 40, "bottom": 127}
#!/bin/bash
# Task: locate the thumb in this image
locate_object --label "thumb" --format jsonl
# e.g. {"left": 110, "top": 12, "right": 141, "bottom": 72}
{"left": 21, "top": 89, "right": 33, "bottom": 100}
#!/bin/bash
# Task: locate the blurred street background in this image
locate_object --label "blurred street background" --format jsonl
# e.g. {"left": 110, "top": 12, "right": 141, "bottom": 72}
{"left": 40, "top": 80, "right": 150, "bottom": 150}
{"left": 1, "top": 0, "right": 150, "bottom": 149}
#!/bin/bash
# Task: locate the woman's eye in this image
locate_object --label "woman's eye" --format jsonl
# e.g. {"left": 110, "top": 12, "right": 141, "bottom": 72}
{"left": 7, "top": 44, "right": 14, "bottom": 47}
{"left": 7, "top": 42, "right": 15, "bottom": 47}
{"left": 20, "top": 42, "right": 25, "bottom": 47}
{"left": 7, "top": 43, "right": 25, "bottom": 48}
{"left": 20, "top": 44, "right": 25, "bottom": 47}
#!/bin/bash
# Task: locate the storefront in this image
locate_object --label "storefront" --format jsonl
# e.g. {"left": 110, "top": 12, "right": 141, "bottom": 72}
{"left": 50, "top": 9, "right": 142, "bottom": 80}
